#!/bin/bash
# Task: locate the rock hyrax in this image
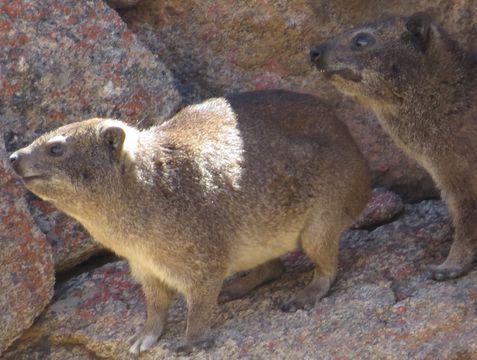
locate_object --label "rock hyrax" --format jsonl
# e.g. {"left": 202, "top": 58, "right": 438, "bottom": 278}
{"left": 310, "top": 12, "right": 477, "bottom": 281}
{"left": 9, "top": 90, "right": 370, "bottom": 353}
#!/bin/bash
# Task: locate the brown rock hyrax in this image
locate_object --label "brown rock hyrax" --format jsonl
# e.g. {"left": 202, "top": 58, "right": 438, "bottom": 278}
{"left": 9, "top": 90, "right": 370, "bottom": 353}
{"left": 310, "top": 12, "right": 477, "bottom": 281}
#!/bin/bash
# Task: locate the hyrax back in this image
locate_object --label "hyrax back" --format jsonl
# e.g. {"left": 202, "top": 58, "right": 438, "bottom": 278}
{"left": 311, "top": 12, "right": 477, "bottom": 281}
{"left": 10, "top": 90, "right": 370, "bottom": 353}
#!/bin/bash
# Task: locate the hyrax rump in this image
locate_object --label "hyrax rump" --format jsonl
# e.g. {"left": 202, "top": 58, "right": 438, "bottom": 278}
{"left": 9, "top": 90, "right": 370, "bottom": 353}
{"left": 311, "top": 12, "right": 477, "bottom": 281}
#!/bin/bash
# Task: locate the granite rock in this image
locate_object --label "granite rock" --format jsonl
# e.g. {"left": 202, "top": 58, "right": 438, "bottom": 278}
{"left": 4, "top": 200, "right": 477, "bottom": 359}
{"left": 3, "top": 1, "right": 477, "bottom": 357}
{"left": 0, "top": 0, "right": 182, "bottom": 271}
{"left": 26, "top": 196, "right": 103, "bottom": 273}
{"left": 353, "top": 188, "right": 404, "bottom": 230}
{"left": 0, "top": 140, "right": 55, "bottom": 356}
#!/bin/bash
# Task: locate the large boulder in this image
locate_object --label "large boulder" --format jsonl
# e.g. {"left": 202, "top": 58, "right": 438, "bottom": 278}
{"left": 0, "top": 141, "right": 55, "bottom": 356}
{"left": 4, "top": 200, "right": 477, "bottom": 359}
{"left": 0, "top": 0, "right": 182, "bottom": 271}
{"left": 117, "top": 0, "right": 476, "bottom": 200}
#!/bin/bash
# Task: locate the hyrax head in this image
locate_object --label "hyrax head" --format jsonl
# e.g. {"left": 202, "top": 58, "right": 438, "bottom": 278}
{"left": 310, "top": 12, "right": 439, "bottom": 112}
{"left": 9, "top": 118, "right": 131, "bottom": 211}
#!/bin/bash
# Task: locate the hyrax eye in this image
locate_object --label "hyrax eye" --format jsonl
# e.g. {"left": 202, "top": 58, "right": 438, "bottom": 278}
{"left": 48, "top": 143, "right": 64, "bottom": 156}
{"left": 351, "top": 33, "right": 375, "bottom": 49}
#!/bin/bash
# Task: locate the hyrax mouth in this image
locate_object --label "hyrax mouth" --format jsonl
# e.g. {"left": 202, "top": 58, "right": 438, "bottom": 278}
{"left": 21, "top": 174, "right": 48, "bottom": 182}
{"left": 320, "top": 68, "right": 363, "bottom": 83}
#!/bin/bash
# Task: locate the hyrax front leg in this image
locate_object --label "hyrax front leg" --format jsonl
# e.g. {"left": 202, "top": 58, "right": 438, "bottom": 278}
{"left": 220, "top": 259, "right": 285, "bottom": 302}
{"left": 129, "top": 267, "right": 176, "bottom": 354}
{"left": 429, "top": 193, "right": 477, "bottom": 280}
{"left": 176, "top": 278, "right": 224, "bottom": 353}
{"left": 281, "top": 212, "right": 344, "bottom": 312}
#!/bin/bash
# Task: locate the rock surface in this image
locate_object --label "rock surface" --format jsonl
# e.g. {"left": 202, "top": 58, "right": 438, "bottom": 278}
{"left": 26, "top": 196, "right": 103, "bottom": 273}
{"left": 118, "top": 0, "right": 476, "bottom": 200}
{"left": 0, "top": 141, "right": 55, "bottom": 356}
{"left": 0, "top": 0, "right": 182, "bottom": 271}
{"left": 353, "top": 188, "right": 404, "bottom": 230}
{"left": 5, "top": 200, "right": 477, "bottom": 359}
{"left": 3, "top": 1, "right": 477, "bottom": 358}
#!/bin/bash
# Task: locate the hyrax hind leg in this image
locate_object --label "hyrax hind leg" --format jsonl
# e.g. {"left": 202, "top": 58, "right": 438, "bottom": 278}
{"left": 128, "top": 264, "right": 176, "bottom": 354}
{"left": 281, "top": 207, "right": 353, "bottom": 312}
{"left": 220, "top": 259, "right": 285, "bottom": 302}
{"left": 429, "top": 189, "right": 477, "bottom": 280}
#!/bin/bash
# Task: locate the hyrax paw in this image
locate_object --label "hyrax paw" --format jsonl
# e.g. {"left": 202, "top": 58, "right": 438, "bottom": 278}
{"left": 174, "top": 343, "right": 192, "bottom": 355}
{"left": 174, "top": 337, "right": 215, "bottom": 354}
{"left": 279, "top": 300, "right": 299, "bottom": 313}
{"left": 128, "top": 331, "right": 161, "bottom": 355}
{"left": 195, "top": 337, "right": 215, "bottom": 350}
{"left": 427, "top": 264, "right": 466, "bottom": 281}
{"left": 279, "top": 298, "right": 313, "bottom": 313}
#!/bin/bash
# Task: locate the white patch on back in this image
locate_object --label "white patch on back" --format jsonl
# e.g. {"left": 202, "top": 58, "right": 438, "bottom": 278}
{"left": 195, "top": 102, "right": 245, "bottom": 192}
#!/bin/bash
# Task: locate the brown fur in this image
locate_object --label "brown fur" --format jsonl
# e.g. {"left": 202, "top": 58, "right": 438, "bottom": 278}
{"left": 9, "top": 90, "right": 370, "bottom": 353}
{"left": 311, "top": 12, "right": 477, "bottom": 280}
{"left": 104, "top": 0, "right": 140, "bottom": 9}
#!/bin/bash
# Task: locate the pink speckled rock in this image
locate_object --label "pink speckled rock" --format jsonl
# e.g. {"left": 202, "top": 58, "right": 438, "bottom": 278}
{"left": 0, "top": 141, "right": 54, "bottom": 356}
{"left": 26, "top": 198, "right": 103, "bottom": 273}
{"left": 4, "top": 201, "right": 477, "bottom": 359}
{"left": 119, "top": 0, "right": 476, "bottom": 200}
{"left": 1, "top": 0, "right": 182, "bottom": 271}
{"left": 353, "top": 188, "right": 404, "bottom": 229}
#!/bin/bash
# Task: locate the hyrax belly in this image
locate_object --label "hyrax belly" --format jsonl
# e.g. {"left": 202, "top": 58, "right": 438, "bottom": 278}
{"left": 229, "top": 224, "right": 304, "bottom": 275}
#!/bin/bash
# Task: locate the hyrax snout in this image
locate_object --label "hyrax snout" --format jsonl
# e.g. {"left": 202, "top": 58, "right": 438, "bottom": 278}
{"left": 10, "top": 90, "right": 370, "bottom": 353}
{"left": 311, "top": 12, "right": 477, "bottom": 280}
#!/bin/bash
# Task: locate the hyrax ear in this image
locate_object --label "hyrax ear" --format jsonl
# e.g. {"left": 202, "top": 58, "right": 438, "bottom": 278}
{"left": 101, "top": 125, "right": 126, "bottom": 158}
{"left": 403, "top": 12, "right": 432, "bottom": 53}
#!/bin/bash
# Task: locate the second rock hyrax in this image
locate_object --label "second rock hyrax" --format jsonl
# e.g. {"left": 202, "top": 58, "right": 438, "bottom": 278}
{"left": 9, "top": 90, "right": 370, "bottom": 354}
{"left": 310, "top": 12, "right": 477, "bottom": 281}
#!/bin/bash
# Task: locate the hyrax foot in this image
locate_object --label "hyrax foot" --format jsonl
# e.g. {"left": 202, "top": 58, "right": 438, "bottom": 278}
{"left": 427, "top": 239, "right": 476, "bottom": 281}
{"left": 174, "top": 337, "right": 215, "bottom": 354}
{"left": 128, "top": 327, "right": 163, "bottom": 354}
{"left": 280, "top": 272, "right": 332, "bottom": 312}
{"left": 127, "top": 269, "right": 173, "bottom": 354}
{"left": 427, "top": 263, "right": 470, "bottom": 281}
{"left": 280, "top": 294, "right": 315, "bottom": 312}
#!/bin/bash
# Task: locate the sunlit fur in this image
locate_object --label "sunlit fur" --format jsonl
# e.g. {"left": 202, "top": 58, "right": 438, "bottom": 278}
{"left": 11, "top": 90, "right": 370, "bottom": 353}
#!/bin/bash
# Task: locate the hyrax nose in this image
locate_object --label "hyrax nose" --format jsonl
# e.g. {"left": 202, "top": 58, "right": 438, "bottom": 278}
{"left": 9, "top": 152, "right": 19, "bottom": 164}
{"left": 9, "top": 151, "right": 22, "bottom": 173}
{"left": 309, "top": 44, "right": 327, "bottom": 68}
